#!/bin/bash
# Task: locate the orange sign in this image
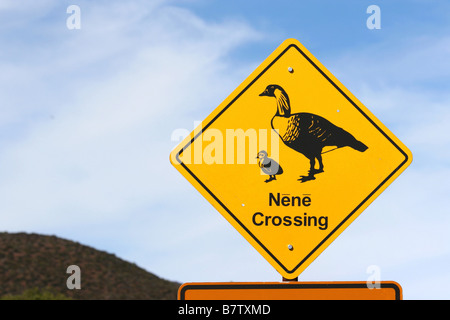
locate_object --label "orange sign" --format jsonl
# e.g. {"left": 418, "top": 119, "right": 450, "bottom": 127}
{"left": 178, "top": 282, "right": 402, "bottom": 300}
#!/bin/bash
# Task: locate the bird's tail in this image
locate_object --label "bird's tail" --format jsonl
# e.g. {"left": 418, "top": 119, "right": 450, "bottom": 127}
{"left": 351, "top": 139, "right": 368, "bottom": 152}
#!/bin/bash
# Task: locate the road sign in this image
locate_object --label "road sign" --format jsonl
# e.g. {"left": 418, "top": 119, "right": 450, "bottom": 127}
{"left": 170, "top": 38, "right": 412, "bottom": 279}
{"left": 178, "top": 282, "right": 402, "bottom": 300}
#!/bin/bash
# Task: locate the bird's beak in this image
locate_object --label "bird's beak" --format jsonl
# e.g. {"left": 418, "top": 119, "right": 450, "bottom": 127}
{"left": 259, "top": 90, "right": 268, "bottom": 97}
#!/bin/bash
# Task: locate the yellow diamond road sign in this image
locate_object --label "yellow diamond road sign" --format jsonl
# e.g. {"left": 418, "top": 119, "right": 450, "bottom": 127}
{"left": 170, "top": 38, "right": 412, "bottom": 279}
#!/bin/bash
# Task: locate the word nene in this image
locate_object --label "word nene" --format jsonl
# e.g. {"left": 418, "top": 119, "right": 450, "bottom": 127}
{"left": 171, "top": 122, "right": 280, "bottom": 165}
{"left": 269, "top": 192, "right": 311, "bottom": 207}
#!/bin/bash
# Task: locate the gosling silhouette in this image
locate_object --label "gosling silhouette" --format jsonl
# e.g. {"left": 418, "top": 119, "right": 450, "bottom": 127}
{"left": 256, "top": 150, "right": 283, "bottom": 183}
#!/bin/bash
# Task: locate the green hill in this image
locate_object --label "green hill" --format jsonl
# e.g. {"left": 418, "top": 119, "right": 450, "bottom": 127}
{"left": 0, "top": 232, "right": 180, "bottom": 299}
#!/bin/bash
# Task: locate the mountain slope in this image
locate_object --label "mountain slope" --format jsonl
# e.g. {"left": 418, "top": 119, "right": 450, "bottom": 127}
{"left": 0, "top": 232, "right": 180, "bottom": 299}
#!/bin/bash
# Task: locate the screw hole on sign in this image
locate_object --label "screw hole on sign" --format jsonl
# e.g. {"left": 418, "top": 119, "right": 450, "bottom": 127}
{"left": 288, "top": 67, "right": 294, "bottom": 73}
{"left": 241, "top": 204, "right": 245, "bottom": 207}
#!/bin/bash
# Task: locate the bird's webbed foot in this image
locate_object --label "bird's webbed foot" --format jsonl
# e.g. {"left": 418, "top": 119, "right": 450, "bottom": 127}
{"left": 298, "top": 168, "right": 323, "bottom": 182}
{"left": 298, "top": 174, "right": 316, "bottom": 183}
{"left": 264, "top": 176, "right": 276, "bottom": 183}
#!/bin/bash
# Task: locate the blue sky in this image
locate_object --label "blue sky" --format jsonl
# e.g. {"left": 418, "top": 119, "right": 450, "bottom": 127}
{"left": 0, "top": 0, "right": 449, "bottom": 299}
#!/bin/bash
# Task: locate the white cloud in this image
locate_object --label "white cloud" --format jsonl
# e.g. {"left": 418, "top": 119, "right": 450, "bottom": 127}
{"left": 0, "top": 0, "right": 263, "bottom": 281}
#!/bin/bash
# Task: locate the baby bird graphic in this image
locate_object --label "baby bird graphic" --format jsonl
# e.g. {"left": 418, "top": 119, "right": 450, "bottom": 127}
{"left": 256, "top": 150, "right": 283, "bottom": 183}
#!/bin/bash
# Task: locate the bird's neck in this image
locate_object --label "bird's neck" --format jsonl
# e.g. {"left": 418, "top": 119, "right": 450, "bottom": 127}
{"left": 258, "top": 158, "right": 269, "bottom": 168}
{"left": 274, "top": 88, "right": 291, "bottom": 117}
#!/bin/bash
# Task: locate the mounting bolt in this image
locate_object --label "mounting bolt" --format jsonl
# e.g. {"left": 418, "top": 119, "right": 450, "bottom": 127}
{"left": 288, "top": 244, "right": 294, "bottom": 251}
{"left": 288, "top": 67, "right": 294, "bottom": 73}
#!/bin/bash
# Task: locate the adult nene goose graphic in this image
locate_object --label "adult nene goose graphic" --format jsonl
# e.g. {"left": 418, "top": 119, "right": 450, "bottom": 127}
{"left": 259, "top": 84, "right": 368, "bottom": 182}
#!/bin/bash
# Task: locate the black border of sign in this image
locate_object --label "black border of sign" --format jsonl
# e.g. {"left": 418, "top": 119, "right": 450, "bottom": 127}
{"left": 175, "top": 43, "right": 410, "bottom": 275}
{"left": 178, "top": 282, "right": 402, "bottom": 300}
